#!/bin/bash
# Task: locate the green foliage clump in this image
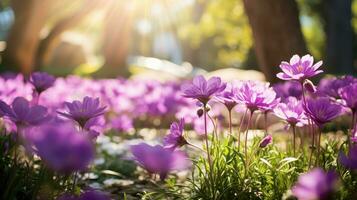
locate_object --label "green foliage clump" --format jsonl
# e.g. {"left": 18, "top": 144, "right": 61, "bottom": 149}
{"left": 144, "top": 134, "right": 357, "bottom": 200}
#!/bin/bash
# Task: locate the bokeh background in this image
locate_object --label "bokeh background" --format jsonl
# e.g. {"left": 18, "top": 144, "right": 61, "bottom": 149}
{"left": 0, "top": 0, "right": 356, "bottom": 82}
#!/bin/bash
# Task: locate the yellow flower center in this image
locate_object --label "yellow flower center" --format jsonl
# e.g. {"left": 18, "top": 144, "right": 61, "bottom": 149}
{"left": 297, "top": 65, "right": 304, "bottom": 72}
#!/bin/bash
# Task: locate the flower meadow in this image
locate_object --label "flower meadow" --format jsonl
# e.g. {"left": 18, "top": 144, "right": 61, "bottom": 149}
{"left": 1, "top": 55, "right": 357, "bottom": 200}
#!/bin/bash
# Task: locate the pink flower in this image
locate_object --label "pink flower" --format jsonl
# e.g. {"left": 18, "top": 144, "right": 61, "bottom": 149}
{"left": 259, "top": 134, "right": 272, "bottom": 148}
{"left": 26, "top": 122, "right": 94, "bottom": 174}
{"left": 339, "top": 145, "right": 357, "bottom": 169}
{"left": 274, "top": 97, "right": 307, "bottom": 127}
{"left": 277, "top": 54, "right": 323, "bottom": 81}
{"left": 234, "top": 81, "right": 279, "bottom": 112}
{"left": 0, "top": 97, "right": 50, "bottom": 127}
{"left": 130, "top": 143, "right": 190, "bottom": 180}
{"left": 215, "top": 83, "right": 238, "bottom": 111}
{"left": 181, "top": 75, "right": 226, "bottom": 105}
{"left": 58, "top": 96, "right": 106, "bottom": 128}
{"left": 304, "top": 97, "right": 342, "bottom": 127}
{"left": 292, "top": 168, "right": 338, "bottom": 200}
{"left": 163, "top": 118, "right": 187, "bottom": 150}
{"left": 29, "top": 72, "right": 56, "bottom": 94}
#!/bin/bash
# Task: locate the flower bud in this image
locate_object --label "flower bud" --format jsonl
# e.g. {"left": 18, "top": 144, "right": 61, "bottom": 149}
{"left": 259, "top": 134, "right": 272, "bottom": 148}
{"left": 197, "top": 108, "right": 204, "bottom": 118}
{"left": 303, "top": 79, "right": 317, "bottom": 93}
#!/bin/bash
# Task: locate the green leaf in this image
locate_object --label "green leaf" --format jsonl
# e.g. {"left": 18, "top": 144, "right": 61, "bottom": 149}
{"left": 259, "top": 158, "right": 273, "bottom": 168}
{"left": 100, "top": 170, "right": 124, "bottom": 177}
{"left": 277, "top": 157, "right": 298, "bottom": 171}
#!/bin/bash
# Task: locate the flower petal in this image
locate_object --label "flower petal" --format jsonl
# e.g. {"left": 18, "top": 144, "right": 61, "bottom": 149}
{"left": 12, "top": 97, "right": 30, "bottom": 120}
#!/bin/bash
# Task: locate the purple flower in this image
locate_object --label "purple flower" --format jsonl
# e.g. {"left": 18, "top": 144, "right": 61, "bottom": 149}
{"left": 181, "top": 75, "right": 226, "bottom": 105}
{"left": 277, "top": 54, "right": 323, "bottom": 81}
{"left": 0, "top": 97, "right": 49, "bottom": 127}
{"left": 26, "top": 122, "right": 94, "bottom": 173}
{"left": 58, "top": 96, "right": 106, "bottom": 128}
{"left": 274, "top": 97, "right": 307, "bottom": 127}
{"left": 234, "top": 81, "right": 279, "bottom": 112}
{"left": 352, "top": 137, "right": 357, "bottom": 144}
{"left": 292, "top": 168, "right": 338, "bottom": 200}
{"left": 0, "top": 101, "right": 5, "bottom": 118}
{"left": 110, "top": 115, "right": 134, "bottom": 132}
{"left": 57, "top": 194, "right": 77, "bottom": 200}
{"left": 164, "top": 118, "right": 187, "bottom": 150}
{"left": 87, "top": 130, "right": 100, "bottom": 140}
{"left": 339, "top": 145, "right": 357, "bottom": 169}
{"left": 304, "top": 97, "right": 342, "bottom": 127}
{"left": 215, "top": 83, "right": 238, "bottom": 111}
{"left": 303, "top": 79, "right": 317, "bottom": 94}
{"left": 259, "top": 134, "right": 272, "bottom": 148}
{"left": 83, "top": 117, "right": 105, "bottom": 133}
{"left": 130, "top": 143, "right": 190, "bottom": 180}
{"left": 338, "top": 83, "right": 357, "bottom": 112}
{"left": 78, "top": 190, "right": 111, "bottom": 200}
{"left": 273, "top": 81, "right": 302, "bottom": 101}
{"left": 193, "top": 116, "right": 215, "bottom": 135}
{"left": 57, "top": 190, "right": 110, "bottom": 200}
{"left": 318, "top": 76, "right": 356, "bottom": 99}
{"left": 0, "top": 72, "right": 18, "bottom": 80}
{"left": 29, "top": 72, "right": 56, "bottom": 94}
{"left": 0, "top": 74, "right": 32, "bottom": 104}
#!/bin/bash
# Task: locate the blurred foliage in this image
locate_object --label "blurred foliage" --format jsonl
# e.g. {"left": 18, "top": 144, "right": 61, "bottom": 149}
{"left": 177, "top": 0, "right": 327, "bottom": 69}
{"left": 297, "top": 0, "right": 326, "bottom": 59}
{"left": 2, "top": 0, "right": 357, "bottom": 73}
{"left": 178, "top": 0, "right": 252, "bottom": 68}
{"left": 45, "top": 0, "right": 104, "bottom": 52}
{"left": 178, "top": 0, "right": 357, "bottom": 69}
{"left": 353, "top": 0, "right": 357, "bottom": 33}
{"left": 0, "top": 0, "right": 10, "bottom": 8}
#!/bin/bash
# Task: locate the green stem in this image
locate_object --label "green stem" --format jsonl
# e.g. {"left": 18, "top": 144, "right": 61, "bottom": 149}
{"left": 204, "top": 107, "right": 216, "bottom": 199}
{"left": 187, "top": 142, "right": 205, "bottom": 152}
{"left": 292, "top": 125, "right": 296, "bottom": 157}
{"left": 264, "top": 112, "right": 268, "bottom": 136}
{"left": 204, "top": 108, "right": 212, "bottom": 171}
{"left": 315, "top": 127, "right": 322, "bottom": 167}
{"left": 238, "top": 109, "right": 248, "bottom": 150}
{"left": 301, "top": 81, "right": 313, "bottom": 137}
{"left": 228, "top": 109, "right": 232, "bottom": 137}
{"left": 72, "top": 171, "right": 78, "bottom": 192}
{"left": 207, "top": 113, "right": 218, "bottom": 140}
{"left": 244, "top": 110, "right": 253, "bottom": 170}
{"left": 2, "top": 167, "right": 17, "bottom": 199}
{"left": 32, "top": 163, "right": 45, "bottom": 200}
{"left": 308, "top": 124, "right": 316, "bottom": 169}
{"left": 350, "top": 110, "right": 356, "bottom": 148}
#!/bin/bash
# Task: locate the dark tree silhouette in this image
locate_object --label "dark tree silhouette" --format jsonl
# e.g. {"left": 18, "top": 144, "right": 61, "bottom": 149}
{"left": 323, "top": 0, "right": 354, "bottom": 74}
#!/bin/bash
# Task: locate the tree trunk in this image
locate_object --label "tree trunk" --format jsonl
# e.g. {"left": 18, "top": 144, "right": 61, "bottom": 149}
{"left": 1, "top": 0, "right": 51, "bottom": 75}
{"left": 243, "top": 0, "right": 307, "bottom": 82}
{"left": 323, "top": 0, "right": 354, "bottom": 74}
{"left": 35, "top": 0, "right": 103, "bottom": 70}
{"left": 95, "top": 2, "right": 134, "bottom": 78}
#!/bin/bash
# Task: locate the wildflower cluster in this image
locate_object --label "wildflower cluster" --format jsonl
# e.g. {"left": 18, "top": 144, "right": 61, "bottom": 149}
{"left": 146, "top": 54, "right": 357, "bottom": 200}
{"left": 1, "top": 54, "right": 357, "bottom": 199}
